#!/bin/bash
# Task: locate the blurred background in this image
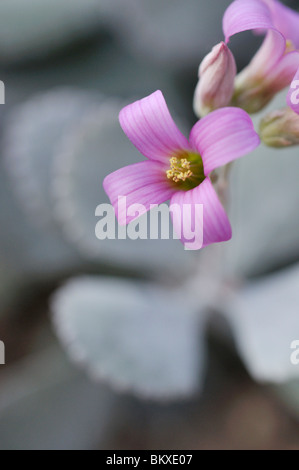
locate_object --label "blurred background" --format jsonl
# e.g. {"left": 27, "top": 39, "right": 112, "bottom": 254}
{"left": 1, "top": 0, "right": 299, "bottom": 450}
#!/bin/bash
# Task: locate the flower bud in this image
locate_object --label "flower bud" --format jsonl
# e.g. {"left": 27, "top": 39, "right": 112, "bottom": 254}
{"left": 193, "top": 42, "right": 237, "bottom": 118}
{"left": 259, "top": 107, "right": 299, "bottom": 147}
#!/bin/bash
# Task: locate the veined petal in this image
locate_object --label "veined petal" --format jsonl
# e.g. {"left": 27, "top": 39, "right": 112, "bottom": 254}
{"left": 189, "top": 108, "right": 260, "bottom": 176}
{"left": 264, "top": 0, "right": 299, "bottom": 48}
{"left": 287, "top": 66, "right": 299, "bottom": 114}
{"left": 267, "top": 51, "right": 299, "bottom": 92}
{"left": 103, "top": 160, "right": 175, "bottom": 225}
{"left": 223, "top": 0, "right": 276, "bottom": 43}
{"left": 246, "top": 30, "right": 286, "bottom": 79}
{"left": 119, "top": 90, "right": 191, "bottom": 164}
{"left": 170, "top": 178, "right": 232, "bottom": 250}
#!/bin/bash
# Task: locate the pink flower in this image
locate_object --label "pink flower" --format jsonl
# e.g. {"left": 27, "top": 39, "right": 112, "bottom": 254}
{"left": 223, "top": 0, "right": 299, "bottom": 113}
{"left": 103, "top": 91, "right": 260, "bottom": 250}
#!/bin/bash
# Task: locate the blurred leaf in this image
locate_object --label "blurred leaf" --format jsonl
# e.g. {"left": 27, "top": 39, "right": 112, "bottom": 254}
{"left": 226, "top": 91, "right": 299, "bottom": 278}
{"left": 52, "top": 276, "right": 205, "bottom": 400}
{"left": 0, "top": 0, "right": 102, "bottom": 64}
{"left": 0, "top": 266, "right": 21, "bottom": 315}
{"left": 0, "top": 153, "right": 81, "bottom": 277}
{"left": 103, "top": 0, "right": 236, "bottom": 69}
{"left": 2, "top": 40, "right": 183, "bottom": 113}
{"left": 4, "top": 88, "right": 103, "bottom": 227}
{"left": 224, "top": 263, "right": 299, "bottom": 383}
{"left": 0, "top": 90, "right": 103, "bottom": 276}
{"left": 272, "top": 380, "right": 299, "bottom": 418}
{"left": 0, "top": 346, "right": 116, "bottom": 450}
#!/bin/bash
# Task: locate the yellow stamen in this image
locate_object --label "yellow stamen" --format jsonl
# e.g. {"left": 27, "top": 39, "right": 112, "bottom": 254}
{"left": 285, "top": 40, "right": 296, "bottom": 54}
{"left": 166, "top": 157, "right": 193, "bottom": 183}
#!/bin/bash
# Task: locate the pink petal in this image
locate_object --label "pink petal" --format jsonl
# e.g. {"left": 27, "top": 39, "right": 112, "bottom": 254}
{"left": 170, "top": 178, "right": 232, "bottom": 250}
{"left": 267, "top": 51, "right": 299, "bottom": 92}
{"left": 119, "top": 90, "right": 191, "bottom": 164}
{"left": 246, "top": 30, "right": 286, "bottom": 79}
{"left": 189, "top": 108, "right": 260, "bottom": 176}
{"left": 103, "top": 160, "right": 176, "bottom": 225}
{"left": 223, "top": 0, "right": 276, "bottom": 43}
{"left": 287, "top": 66, "right": 299, "bottom": 114}
{"left": 263, "top": 0, "right": 299, "bottom": 48}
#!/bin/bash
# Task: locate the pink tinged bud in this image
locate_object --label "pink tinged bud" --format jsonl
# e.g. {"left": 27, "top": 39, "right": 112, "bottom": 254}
{"left": 259, "top": 107, "right": 299, "bottom": 147}
{"left": 193, "top": 42, "right": 237, "bottom": 118}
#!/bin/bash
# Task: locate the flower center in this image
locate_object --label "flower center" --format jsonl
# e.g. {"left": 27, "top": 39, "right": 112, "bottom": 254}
{"left": 166, "top": 151, "right": 205, "bottom": 190}
{"left": 167, "top": 157, "right": 193, "bottom": 183}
